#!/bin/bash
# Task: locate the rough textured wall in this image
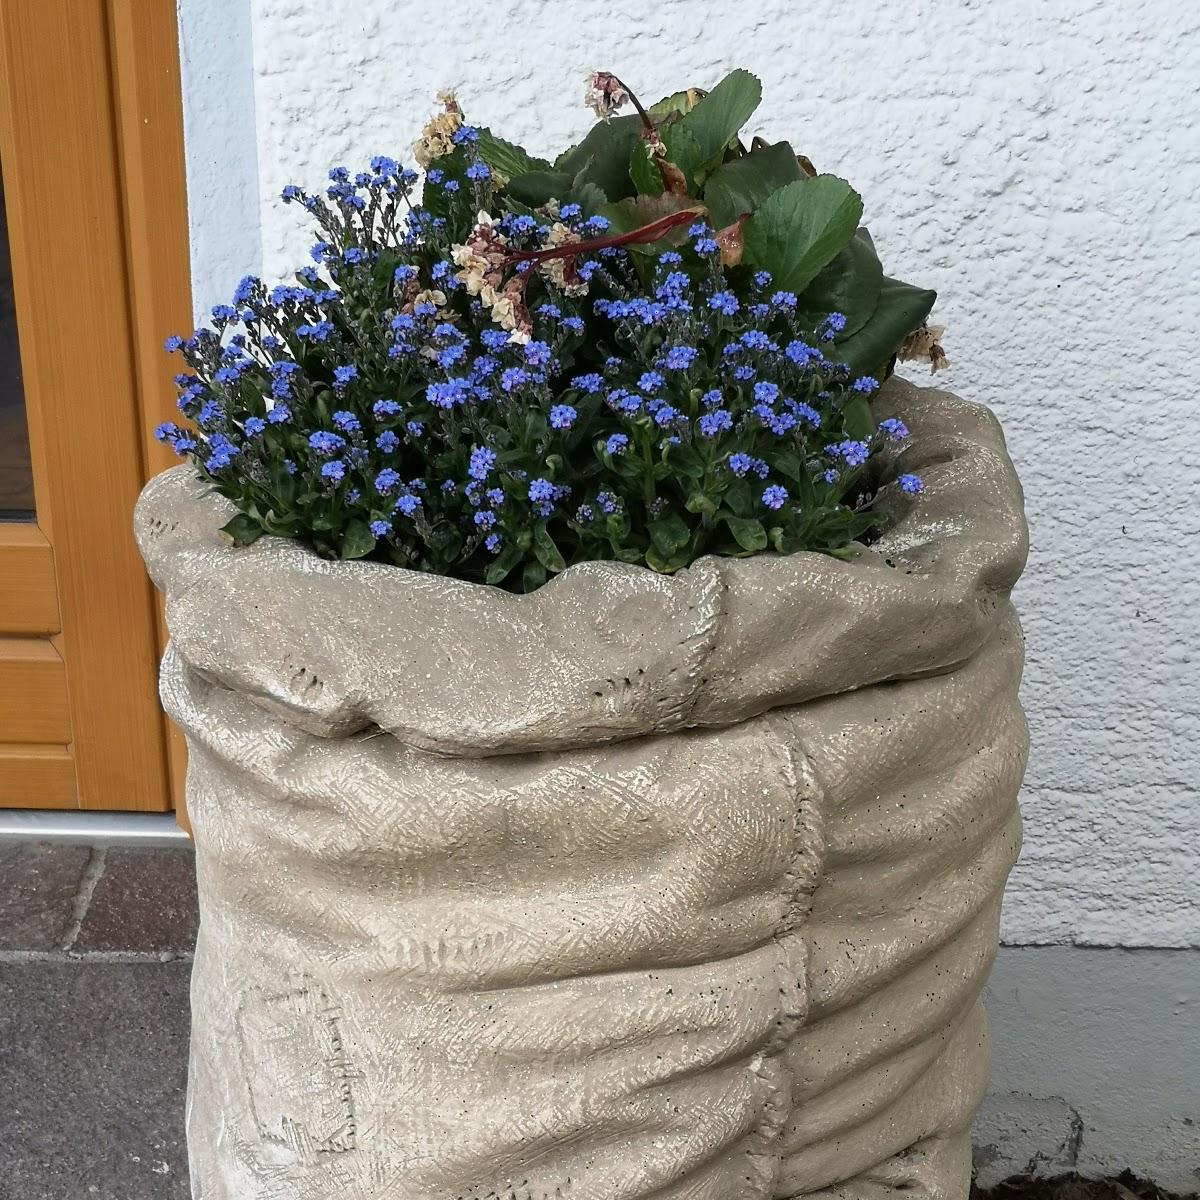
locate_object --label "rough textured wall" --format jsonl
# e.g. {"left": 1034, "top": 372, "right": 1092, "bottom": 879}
{"left": 178, "top": 0, "right": 1199, "bottom": 948}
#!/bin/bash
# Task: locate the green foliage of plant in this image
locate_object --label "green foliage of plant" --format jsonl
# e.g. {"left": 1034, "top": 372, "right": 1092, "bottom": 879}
{"left": 155, "top": 72, "right": 937, "bottom": 590}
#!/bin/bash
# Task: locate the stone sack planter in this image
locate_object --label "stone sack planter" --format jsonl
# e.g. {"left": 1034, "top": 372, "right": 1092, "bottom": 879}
{"left": 135, "top": 378, "right": 1028, "bottom": 1200}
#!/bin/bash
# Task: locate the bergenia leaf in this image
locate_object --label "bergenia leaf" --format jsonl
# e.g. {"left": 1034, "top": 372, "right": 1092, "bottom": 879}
{"left": 679, "top": 69, "right": 762, "bottom": 169}
{"left": 742, "top": 175, "right": 863, "bottom": 294}
{"left": 474, "top": 129, "right": 552, "bottom": 180}
{"left": 703, "top": 140, "right": 806, "bottom": 229}
{"left": 797, "top": 228, "right": 884, "bottom": 338}
{"left": 833, "top": 277, "right": 938, "bottom": 380}
{"left": 554, "top": 115, "right": 641, "bottom": 200}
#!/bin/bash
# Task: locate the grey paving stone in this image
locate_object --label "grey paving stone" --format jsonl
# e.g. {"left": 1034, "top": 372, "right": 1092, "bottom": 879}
{"left": 0, "top": 961, "right": 191, "bottom": 1200}
{"left": 0, "top": 841, "right": 91, "bottom": 951}
{"left": 74, "top": 847, "right": 198, "bottom": 954}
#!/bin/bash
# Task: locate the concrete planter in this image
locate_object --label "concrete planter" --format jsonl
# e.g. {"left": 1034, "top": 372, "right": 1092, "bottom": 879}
{"left": 136, "top": 377, "right": 1028, "bottom": 1200}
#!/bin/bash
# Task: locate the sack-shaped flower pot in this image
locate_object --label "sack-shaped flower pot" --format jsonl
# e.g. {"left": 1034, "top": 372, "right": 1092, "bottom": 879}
{"left": 136, "top": 378, "right": 1027, "bottom": 1200}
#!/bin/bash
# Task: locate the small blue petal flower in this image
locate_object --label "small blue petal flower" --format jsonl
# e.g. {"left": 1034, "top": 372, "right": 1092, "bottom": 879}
{"left": 762, "top": 484, "right": 789, "bottom": 510}
{"left": 468, "top": 446, "right": 496, "bottom": 480}
{"left": 698, "top": 409, "right": 733, "bottom": 437}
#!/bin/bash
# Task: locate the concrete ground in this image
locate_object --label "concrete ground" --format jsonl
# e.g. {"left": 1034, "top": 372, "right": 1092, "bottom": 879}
{"left": 0, "top": 841, "right": 1196, "bottom": 1200}
{"left": 0, "top": 842, "right": 194, "bottom": 1200}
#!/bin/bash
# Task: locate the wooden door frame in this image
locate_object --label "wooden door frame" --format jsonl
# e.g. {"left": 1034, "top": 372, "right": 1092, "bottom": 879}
{"left": 0, "top": 0, "right": 191, "bottom": 810}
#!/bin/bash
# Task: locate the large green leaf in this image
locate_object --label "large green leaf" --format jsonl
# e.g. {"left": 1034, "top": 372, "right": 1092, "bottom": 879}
{"left": 649, "top": 509, "right": 691, "bottom": 556}
{"left": 339, "top": 519, "right": 377, "bottom": 560}
{"left": 679, "top": 69, "right": 762, "bottom": 169}
{"left": 660, "top": 123, "right": 704, "bottom": 191}
{"left": 797, "top": 227, "right": 884, "bottom": 337}
{"left": 723, "top": 515, "right": 768, "bottom": 552}
{"left": 742, "top": 175, "right": 863, "bottom": 294}
{"left": 648, "top": 88, "right": 703, "bottom": 118}
{"left": 504, "top": 169, "right": 571, "bottom": 207}
{"left": 220, "top": 513, "right": 264, "bottom": 547}
{"left": 555, "top": 115, "right": 641, "bottom": 200}
{"left": 702, "top": 139, "right": 805, "bottom": 228}
{"left": 628, "top": 141, "right": 663, "bottom": 196}
{"left": 833, "top": 277, "right": 937, "bottom": 379}
{"left": 532, "top": 524, "right": 566, "bottom": 573}
{"left": 474, "top": 128, "right": 552, "bottom": 180}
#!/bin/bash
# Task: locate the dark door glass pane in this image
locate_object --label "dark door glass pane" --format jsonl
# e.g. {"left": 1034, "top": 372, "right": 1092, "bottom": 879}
{"left": 0, "top": 166, "right": 35, "bottom": 520}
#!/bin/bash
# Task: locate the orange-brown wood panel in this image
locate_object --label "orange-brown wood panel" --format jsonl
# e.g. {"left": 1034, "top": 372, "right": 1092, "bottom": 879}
{"left": 106, "top": 0, "right": 195, "bottom": 818}
{"left": 0, "top": 0, "right": 172, "bottom": 810}
{"left": 0, "top": 638, "right": 70, "bottom": 743}
{"left": 0, "top": 524, "right": 59, "bottom": 636}
{"left": 0, "top": 744, "right": 77, "bottom": 809}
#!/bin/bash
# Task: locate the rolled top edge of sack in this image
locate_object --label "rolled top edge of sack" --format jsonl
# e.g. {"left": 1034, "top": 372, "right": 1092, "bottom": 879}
{"left": 135, "top": 378, "right": 1028, "bottom": 756}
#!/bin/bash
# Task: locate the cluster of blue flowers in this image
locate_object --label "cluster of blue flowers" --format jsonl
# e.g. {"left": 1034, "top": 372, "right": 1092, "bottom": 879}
{"left": 156, "top": 141, "right": 922, "bottom": 589}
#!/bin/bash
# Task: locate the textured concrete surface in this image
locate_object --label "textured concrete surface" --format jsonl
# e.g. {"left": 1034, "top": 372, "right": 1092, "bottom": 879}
{"left": 176, "top": 0, "right": 1200, "bottom": 949}
{"left": 0, "top": 843, "right": 90, "bottom": 951}
{"left": 0, "top": 843, "right": 195, "bottom": 1200}
{"left": 0, "top": 963, "right": 191, "bottom": 1200}
{"left": 979, "top": 947, "right": 1200, "bottom": 1194}
{"left": 137, "top": 382, "right": 1027, "bottom": 1198}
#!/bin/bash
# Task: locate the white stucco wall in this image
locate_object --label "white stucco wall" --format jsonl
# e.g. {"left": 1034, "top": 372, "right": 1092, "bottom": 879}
{"left": 179, "top": 0, "right": 1199, "bottom": 948}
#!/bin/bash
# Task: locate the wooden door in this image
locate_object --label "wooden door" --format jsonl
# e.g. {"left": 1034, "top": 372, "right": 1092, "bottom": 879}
{"left": 0, "top": 0, "right": 191, "bottom": 811}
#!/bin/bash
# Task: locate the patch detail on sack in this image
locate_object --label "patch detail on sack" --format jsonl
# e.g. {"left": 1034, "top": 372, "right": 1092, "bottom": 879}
{"left": 235, "top": 973, "right": 358, "bottom": 1157}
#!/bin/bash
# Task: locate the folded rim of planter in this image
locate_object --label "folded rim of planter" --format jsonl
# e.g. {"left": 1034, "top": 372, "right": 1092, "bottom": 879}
{"left": 134, "top": 377, "right": 1028, "bottom": 755}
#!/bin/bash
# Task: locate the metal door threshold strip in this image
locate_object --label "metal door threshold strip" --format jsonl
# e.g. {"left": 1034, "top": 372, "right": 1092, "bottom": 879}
{"left": 0, "top": 809, "right": 190, "bottom": 845}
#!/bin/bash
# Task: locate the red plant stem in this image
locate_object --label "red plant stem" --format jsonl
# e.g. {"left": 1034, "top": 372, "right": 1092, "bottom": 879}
{"left": 503, "top": 207, "right": 703, "bottom": 266}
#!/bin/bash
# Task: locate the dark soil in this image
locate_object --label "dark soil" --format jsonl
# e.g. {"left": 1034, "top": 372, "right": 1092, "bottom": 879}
{"left": 975, "top": 1173, "right": 1198, "bottom": 1200}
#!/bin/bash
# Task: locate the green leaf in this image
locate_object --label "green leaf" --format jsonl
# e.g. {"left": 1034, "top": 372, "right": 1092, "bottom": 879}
{"left": 555, "top": 115, "right": 641, "bottom": 201}
{"left": 685, "top": 490, "right": 718, "bottom": 515}
{"left": 842, "top": 394, "right": 876, "bottom": 442}
{"left": 649, "top": 510, "right": 691, "bottom": 556}
{"left": 219, "top": 513, "right": 264, "bottom": 547}
{"left": 628, "top": 142, "right": 663, "bottom": 196}
{"left": 566, "top": 178, "right": 609, "bottom": 217}
{"left": 339, "top": 519, "right": 377, "bottom": 560}
{"left": 532, "top": 523, "right": 567, "bottom": 573}
{"left": 660, "top": 123, "right": 704, "bottom": 191}
{"left": 761, "top": 448, "right": 805, "bottom": 482}
{"left": 723, "top": 515, "right": 768, "bottom": 552}
{"left": 645, "top": 544, "right": 691, "bottom": 574}
{"left": 797, "top": 227, "right": 884, "bottom": 338}
{"left": 834, "top": 276, "right": 937, "bottom": 379}
{"left": 521, "top": 560, "right": 548, "bottom": 592}
{"left": 648, "top": 88, "right": 702, "bottom": 118}
{"left": 664, "top": 439, "right": 705, "bottom": 480}
{"left": 504, "top": 169, "right": 572, "bottom": 208}
{"left": 474, "top": 128, "right": 552, "bottom": 180}
{"left": 485, "top": 542, "right": 523, "bottom": 585}
{"left": 680, "top": 69, "right": 762, "bottom": 170}
{"left": 742, "top": 175, "right": 864, "bottom": 294}
{"left": 703, "top": 140, "right": 805, "bottom": 228}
